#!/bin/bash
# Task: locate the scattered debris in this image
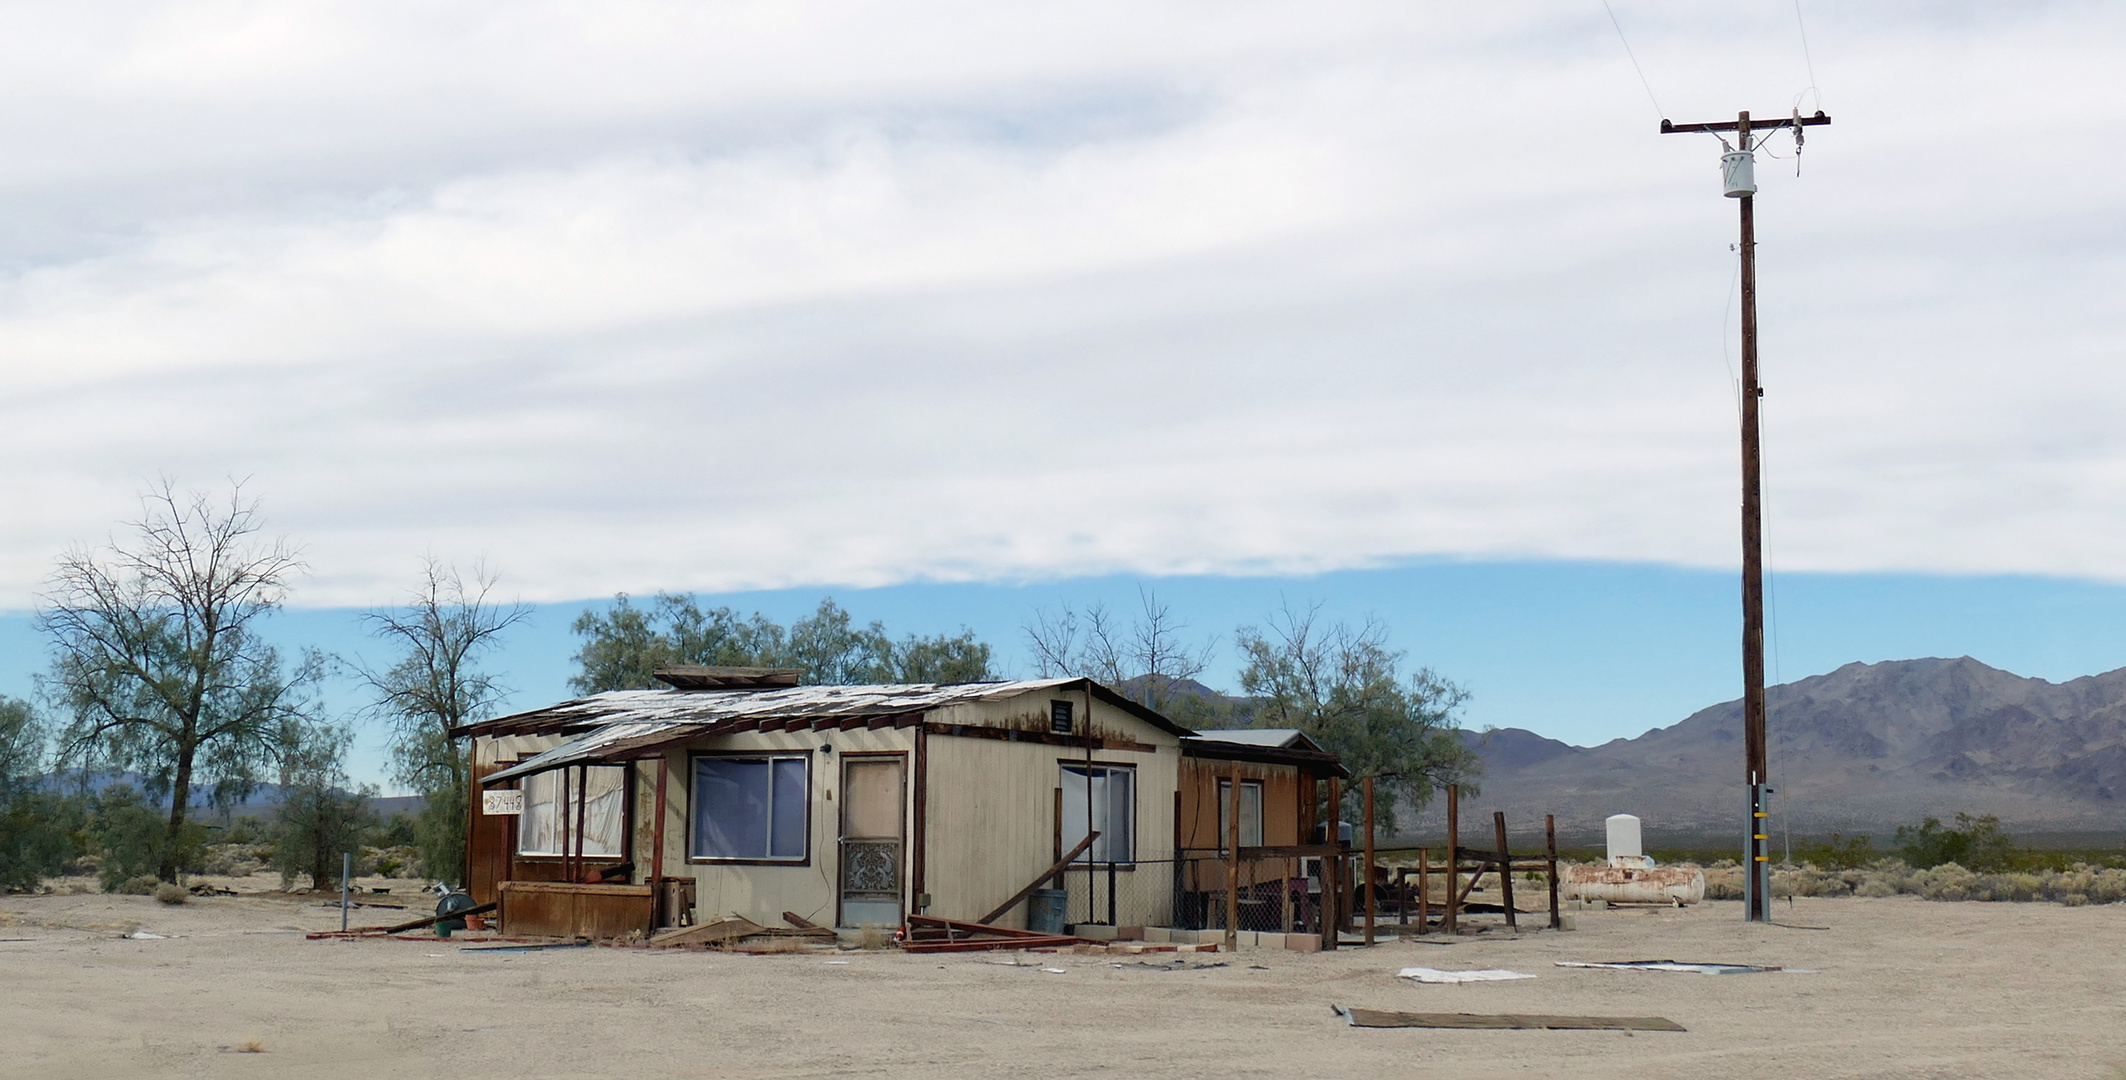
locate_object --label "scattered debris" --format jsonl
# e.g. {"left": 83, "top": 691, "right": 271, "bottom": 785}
{"left": 1398, "top": 967, "right": 1535, "bottom": 984}
{"left": 124, "top": 931, "right": 166, "bottom": 940}
{"left": 899, "top": 915, "right": 1077, "bottom": 954}
{"left": 188, "top": 883, "right": 238, "bottom": 897}
{"left": 1333, "top": 1005, "right": 1685, "bottom": 1031}
{"left": 462, "top": 941, "right": 592, "bottom": 952}
{"left": 1556, "top": 960, "right": 1780, "bottom": 975}
{"left": 1041, "top": 967, "right": 1067, "bottom": 974}
{"left": 219, "top": 1038, "right": 267, "bottom": 1054}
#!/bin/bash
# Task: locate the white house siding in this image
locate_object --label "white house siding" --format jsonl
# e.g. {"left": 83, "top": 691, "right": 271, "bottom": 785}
{"left": 921, "top": 692, "right": 1179, "bottom": 930}
{"left": 643, "top": 727, "right": 917, "bottom": 929}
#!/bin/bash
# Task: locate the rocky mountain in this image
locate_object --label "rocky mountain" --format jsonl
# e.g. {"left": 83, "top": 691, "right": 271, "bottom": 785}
{"left": 1427, "top": 657, "right": 2126, "bottom": 844}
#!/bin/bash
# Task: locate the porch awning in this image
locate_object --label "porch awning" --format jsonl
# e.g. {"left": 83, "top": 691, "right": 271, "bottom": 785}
{"left": 482, "top": 720, "right": 712, "bottom": 784}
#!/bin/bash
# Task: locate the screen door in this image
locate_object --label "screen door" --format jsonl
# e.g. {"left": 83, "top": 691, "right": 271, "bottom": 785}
{"left": 839, "top": 757, "right": 905, "bottom": 928}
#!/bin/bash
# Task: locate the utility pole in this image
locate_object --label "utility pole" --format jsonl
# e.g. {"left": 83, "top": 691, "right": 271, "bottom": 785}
{"left": 1661, "top": 109, "right": 1829, "bottom": 924}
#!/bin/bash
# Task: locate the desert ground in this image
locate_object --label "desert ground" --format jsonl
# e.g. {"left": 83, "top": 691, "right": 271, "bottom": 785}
{"left": 4, "top": 882, "right": 2123, "bottom": 1080}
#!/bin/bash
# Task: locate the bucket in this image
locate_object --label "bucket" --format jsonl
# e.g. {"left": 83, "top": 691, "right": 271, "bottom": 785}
{"left": 1027, "top": 889, "right": 1068, "bottom": 935}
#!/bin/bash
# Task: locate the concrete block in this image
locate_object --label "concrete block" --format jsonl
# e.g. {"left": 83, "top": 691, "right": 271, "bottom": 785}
{"left": 1284, "top": 933, "right": 1322, "bottom": 953}
{"left": 1559, "top": 915, "right": 1577, "bottom": 931}
{"left": 1255, "top": 932, "right": 1286, "bottom": 950}
{"left": 1115, "top": 925, "right": 1145, "bottom": 941}
{"left": 1072, "top": 924, "right": 1118, "bottom": 941}
{"left": 1233, "top": 931, "right": 1258, "bottom": 949}
{"left": 1142, "top": 927, "right": 1172, "bottom": 943}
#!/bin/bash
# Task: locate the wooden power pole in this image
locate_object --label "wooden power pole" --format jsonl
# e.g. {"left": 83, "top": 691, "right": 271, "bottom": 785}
{"left": 1661, "top": 109, "right": 1829, "bottom": 924}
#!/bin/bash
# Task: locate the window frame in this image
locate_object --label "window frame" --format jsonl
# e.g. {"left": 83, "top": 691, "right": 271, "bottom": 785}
{"left": 512, "top": 764, "right": 631, "bottom": 861}
{"left": 1215, "top": 777, "right": 1266, "bottom": 852}
{"left": 1049, "top": 699, "right": 1075, "bottom": 734}
{"left": 1059, "top": 761, "right": 1138, "bottom": 866}
{"left": 687, "top": 751, "right": 815, "bottom": 866}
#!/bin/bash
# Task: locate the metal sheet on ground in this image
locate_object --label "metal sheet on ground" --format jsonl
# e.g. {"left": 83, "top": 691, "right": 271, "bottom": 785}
{"left": 1555, "top": 960, "right": 1779, "bottom": 974}
{"left": 1334, "top": 1006, "right": 1685, "bottom": 1031}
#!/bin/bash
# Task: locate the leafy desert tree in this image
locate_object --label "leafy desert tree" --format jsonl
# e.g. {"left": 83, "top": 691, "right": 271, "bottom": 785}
{"left": 40, "top": 482, "right": 319, "bottom": 882}
{"left": 360, "top": 561, "right": 525, "bottom": 886}
{"left": 86, "top": 784, "right": 172, "bottom": 891}
{"left": 270, "top": 717, "right": 375, "bottom": 892}
{"left": 1023, "top": 589, "right": 1215, "bottom": 717}
{"left": 0, "top": 696, "right": 79, "bottom": 890}
{"left": 1233, "top": 603, "right": 1478, "bottom": 834}
{"left": 1895, "top": 812, "right": 2015, "bottom": 873}
{"left": 570, "top": 595, "right": 991, "bottom": 692}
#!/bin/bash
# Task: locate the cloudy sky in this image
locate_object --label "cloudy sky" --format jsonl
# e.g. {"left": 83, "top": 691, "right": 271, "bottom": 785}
{"left": 3, "top": 3, "right": 2124, "bottom": 777}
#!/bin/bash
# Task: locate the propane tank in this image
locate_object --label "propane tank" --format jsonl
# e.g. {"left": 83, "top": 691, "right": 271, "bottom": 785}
{"left": 1721, "top": 150, "right": 1757, "bottom": 197}
{"left": 1605, "top": 813, "right": 1651, "bottom": 868}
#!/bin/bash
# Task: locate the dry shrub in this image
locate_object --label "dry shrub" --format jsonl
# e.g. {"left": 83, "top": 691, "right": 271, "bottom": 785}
{"left": 1703, "top": 864, "right": 1744, "bottom": 900}
{"left": 1767, "top": 858, "right": 2126, "bottom": 906}
{"left": 233, "top": 1038, "right": 265, "bottom": 1053}
{"left": 117, "top": 875, "right": 161, "bottom": 896}
{"left": 851, "top": 924, "right": 895, "bottom": 950}
{"left": 152, "top": 882, "right": 188, "bottom": 905}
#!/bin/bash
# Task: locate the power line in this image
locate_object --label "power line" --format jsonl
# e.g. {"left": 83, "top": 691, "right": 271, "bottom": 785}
{"left": 1601, "top": 1, "right": 1666, "bottom": 120}
{"left": 1792, "top": 0, "right": 1822, "bottom": 110}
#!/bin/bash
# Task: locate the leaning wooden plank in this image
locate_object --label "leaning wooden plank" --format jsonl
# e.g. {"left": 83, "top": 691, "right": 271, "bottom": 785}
{"left": 648, "top": 915, "right": 765, "bottom": 947}
{"left": 308, "top": 900, "right": 500, "bottom": 937}
{"left": 782, "top": 911, "right": 823, "bottom": 930}
{"left": 974, "top": 831, "right": 1098, "bottom": 927}
{"left": 1334, "top": 1006, "right": 1685, "bottom": 1032}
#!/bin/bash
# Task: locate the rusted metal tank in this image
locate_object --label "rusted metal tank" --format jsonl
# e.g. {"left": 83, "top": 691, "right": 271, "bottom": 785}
{"left": 1563, "top": 814, "right": 1707, "bottom": 905}
{"left": 1564, "top": 865, "right": 1707, "bottom": 905}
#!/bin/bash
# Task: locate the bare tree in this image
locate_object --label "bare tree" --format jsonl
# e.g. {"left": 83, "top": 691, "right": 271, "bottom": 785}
{"left": 40, "top": 481, "right": 317, "bottom": 882}
{"left": 359, "top": 560, "right": 526, "bottom": 886}
{"left": 1023, "top": 588, "right": 1213, "bottom": 713}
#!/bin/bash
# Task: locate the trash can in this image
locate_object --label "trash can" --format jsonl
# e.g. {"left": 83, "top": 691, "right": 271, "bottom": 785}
{"left": 1027, "top": 889, "right": 1069, "bottom": 935}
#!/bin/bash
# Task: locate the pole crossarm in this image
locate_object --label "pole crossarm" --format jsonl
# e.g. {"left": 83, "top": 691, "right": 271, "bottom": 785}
{"left": 1661, "top": 110, "right": 1831, "bottom": 135}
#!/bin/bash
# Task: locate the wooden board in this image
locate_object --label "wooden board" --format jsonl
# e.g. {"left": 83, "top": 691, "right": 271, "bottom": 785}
{"left": 1335, "top": 1006, "right": 1685, "bottom": 1032}
{"left": 649, "top": 916, "right": 764, "bottom": 947}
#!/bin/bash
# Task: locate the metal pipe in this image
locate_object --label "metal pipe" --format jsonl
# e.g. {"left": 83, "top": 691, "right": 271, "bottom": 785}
{"left": 340, "top": 851, "right": 351, "bottom": 932}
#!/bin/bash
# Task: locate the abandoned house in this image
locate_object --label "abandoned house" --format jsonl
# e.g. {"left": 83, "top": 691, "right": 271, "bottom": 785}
{"left": 453, "top": 668, "right": 1349, "bottom": 940}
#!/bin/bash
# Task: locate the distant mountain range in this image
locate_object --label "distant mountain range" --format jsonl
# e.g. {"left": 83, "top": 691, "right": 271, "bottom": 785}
{"left": 1433, "top": 657, "right": 2126, "bottom": 844}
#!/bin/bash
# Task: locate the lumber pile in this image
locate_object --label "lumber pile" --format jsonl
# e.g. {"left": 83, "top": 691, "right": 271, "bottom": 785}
{"left": 897, "top": 915, "right": 1079, "bottom": 954}
{"left": 646, "top": 914, "right": 836, "bottom": 949}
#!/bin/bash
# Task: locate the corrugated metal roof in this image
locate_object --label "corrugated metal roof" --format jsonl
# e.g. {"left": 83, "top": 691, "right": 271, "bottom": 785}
{"left": 474, "top": 677, "right": 1198, "bottom": 784}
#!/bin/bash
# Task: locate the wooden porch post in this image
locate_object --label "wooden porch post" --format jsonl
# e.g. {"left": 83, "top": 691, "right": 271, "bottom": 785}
{"left": 1324, "top": 777, "right": 1340, "bottom": 950}
{"left": 1363, "top": 776, "right": 1376, "bottom": 946}
{"left": 1224, "top": 760, "right": 1240, "bottom": 951}
{"left": 1443, "top": 783, "right": 1459, "bottom": 935}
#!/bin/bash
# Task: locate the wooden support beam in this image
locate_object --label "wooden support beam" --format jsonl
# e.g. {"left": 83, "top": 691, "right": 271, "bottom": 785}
{"left": 1324, "top": 777, "right": 1341, "bottom": 950}
{"left": 1363, "top": 776, "right": 1376, "bottom": 946}
{"left": 1546, "top": 814, "right": 1561, "bottom": 931}
{"left": 976, "top": 831, "right": 1098, "bottom": 927}
{"left": 1494, "top": 811, "right": 1517, "bottom": 931}
{"left": 1225, "top": 760, "right": 1240, "bottom": 951}
{"left": 1443, "top": 784, "right": 1459, "bottom": 935}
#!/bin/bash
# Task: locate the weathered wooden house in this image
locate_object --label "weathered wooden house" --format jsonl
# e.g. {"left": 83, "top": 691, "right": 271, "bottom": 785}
{"left": 454, "top": 668, "right": 1346, "bottom": 939}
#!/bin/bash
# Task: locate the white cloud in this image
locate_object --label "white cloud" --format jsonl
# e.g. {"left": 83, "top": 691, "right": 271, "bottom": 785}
{"left": 1, "top": 1, "right": 2123, "bottom": 605}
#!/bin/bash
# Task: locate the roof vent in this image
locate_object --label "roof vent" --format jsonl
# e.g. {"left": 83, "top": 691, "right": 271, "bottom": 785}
{"left": 653, "top": 666, "right": 803, "bottom": 691}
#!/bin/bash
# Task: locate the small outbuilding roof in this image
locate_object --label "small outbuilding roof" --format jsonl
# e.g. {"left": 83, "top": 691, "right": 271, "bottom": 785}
{"left": 1181, "top": 728, "right": 1347, "bottom": 777}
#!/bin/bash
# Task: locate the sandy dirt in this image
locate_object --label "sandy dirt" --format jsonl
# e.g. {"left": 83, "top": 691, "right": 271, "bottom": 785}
{"left": 4, "top": 886, "right": 2123, "bottom": 1080}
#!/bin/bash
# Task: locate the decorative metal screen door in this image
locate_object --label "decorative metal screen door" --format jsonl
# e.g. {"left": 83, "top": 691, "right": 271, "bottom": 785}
{"left": 839, "top": 757, "right": 905, "bottom": 928}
